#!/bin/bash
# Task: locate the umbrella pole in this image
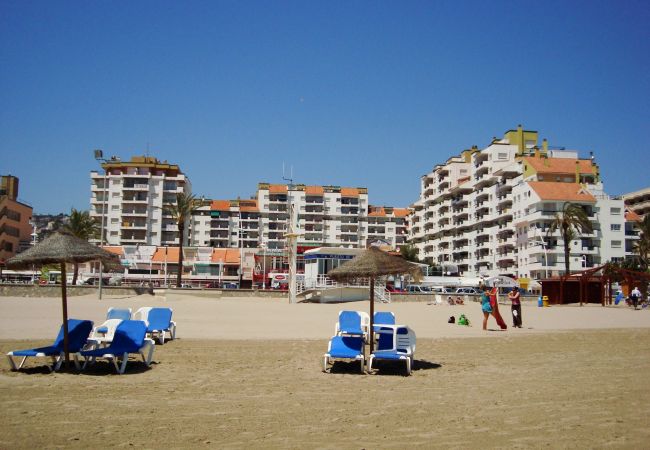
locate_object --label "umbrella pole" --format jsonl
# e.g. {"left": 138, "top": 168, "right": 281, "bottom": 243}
{"left": 369, "top": 277, "right": 375, "bottom": 355}
{"left": 61, "top": 262, "right": 70, "bottom": 369}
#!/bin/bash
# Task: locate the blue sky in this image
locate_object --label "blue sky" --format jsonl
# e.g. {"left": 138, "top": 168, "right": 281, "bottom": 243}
{"left": 1, "top": 0, "right": 649, "bottom": 214}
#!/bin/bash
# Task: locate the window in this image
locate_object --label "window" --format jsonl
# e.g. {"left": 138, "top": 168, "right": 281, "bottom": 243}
{"left": 611, "top": 240, "right": 622, "bottom": 248}
{"left": 610, "top": 224, "right": 621, "bottom": 231}
{"left": 498, "top": 152, "right": 508, "bottom": 160}
{"left": 610, "top": 207, "right": 621, "bottom": 215}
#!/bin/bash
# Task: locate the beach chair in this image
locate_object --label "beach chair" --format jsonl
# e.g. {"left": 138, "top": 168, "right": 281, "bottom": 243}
{"left": 335, "top": 310, "right": 369, "bottom": 340}
{"left": 77, "top": 320, "right": 155, "bottom": 374}
{"left": 94, "top": 308, "right": 131, "bottom": 335}
{"left": 6, "top": 319, "right": 93, "bottom": 372}
{"left": 373, "top": 311, "right": 395, "bottom": 326}
{"left": 368, "top": 325, "right": 416, "bottom": 375}
{"left": 323, "top": 336, "right": 366, "bottom": 373}
{"left": 145, "top": 308, "right": 177, "bottom": 344}
{"left": 86, "top": 319, "right": 123, "bottom": 348}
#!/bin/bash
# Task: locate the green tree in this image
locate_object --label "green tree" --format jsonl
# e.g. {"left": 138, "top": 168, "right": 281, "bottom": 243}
{"left": 63, "top": 208, "right": 99, "bottom": 285}
{"left": 400, "top": 244, "right": 420, "bottom": 263}
{"left": 633, "top": 215, "right": 650, "bottom": 271}
{"left": 547, "top": 203, "right": 593, "bottom": 276}
{"left": 163, "top": 192, "right": 199, "bottom": 287}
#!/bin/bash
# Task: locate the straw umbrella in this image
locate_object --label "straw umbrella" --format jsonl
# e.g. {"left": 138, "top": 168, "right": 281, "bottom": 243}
{"left": 328, "top": 246, "right": 421, "bottom": 354}
{"left": 6, "top": 232, "right": 119, "bottom": 367}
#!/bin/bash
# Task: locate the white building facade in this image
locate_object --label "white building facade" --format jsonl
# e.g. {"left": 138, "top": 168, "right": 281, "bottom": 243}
{"left": 409, "top": 126, "right": 629, "bottom": 280}
{"left": 90, "top": 156, "right": 192, "bottom": 247}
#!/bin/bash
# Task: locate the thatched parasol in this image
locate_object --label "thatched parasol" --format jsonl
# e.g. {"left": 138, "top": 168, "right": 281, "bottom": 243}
{"left": 328, "top": 246, "right": 421, "bottom": 354}
{"left": 6, "top": 232, "right": 119, "bottom": 368}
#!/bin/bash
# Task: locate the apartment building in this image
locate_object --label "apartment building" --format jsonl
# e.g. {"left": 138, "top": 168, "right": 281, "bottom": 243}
{"left": 190, "top": 183, "right": 408, "bottom": 251}
{"left": 623, "top": 187, "right": 650, "bottom": 220}
{"left": 409, "top": 125, "right": 629, "bottom": 279}
{"left": 0, "top": 175, "right": 33, "bottom": 265}
{"left": 90, "top": 156, "right": 191, "bottom": 246}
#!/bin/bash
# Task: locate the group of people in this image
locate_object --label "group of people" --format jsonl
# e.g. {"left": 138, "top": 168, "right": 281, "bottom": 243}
{"left": 480, "top": 285, "right": 522, "bottom": 330}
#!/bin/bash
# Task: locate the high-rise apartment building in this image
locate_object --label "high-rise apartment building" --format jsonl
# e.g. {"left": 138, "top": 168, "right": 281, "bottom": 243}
{"left": 90, "top": 156, "right": 191, "bottom": 246}
{"left": 409, "top": 125, "right": 630, "bottom": 279}
{"left": 623, "top": 187, "right": 650, "bottom": 220}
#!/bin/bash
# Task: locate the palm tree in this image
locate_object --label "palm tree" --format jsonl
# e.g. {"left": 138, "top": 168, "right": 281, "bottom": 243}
{"left": 633, "top": 215, "right": 650, "bottom": 271}
{"left": 63, "top": 208, "right": 99, "bottom": 285}
{"left": 547, "top": 202, "right": 593, "bottom": 276}
{"left": 163, "top": 192, "right": 199, "bottom": 287}
{"left": 400, "top": 244, "right": 420, "bottom": 263}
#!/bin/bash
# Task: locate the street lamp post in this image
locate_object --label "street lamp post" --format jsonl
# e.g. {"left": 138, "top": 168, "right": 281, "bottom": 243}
{"left": 261, "top": 241, "right": 267, "bottom": 290}
{"left": 94, "top": 149, "right": 109, "bottom": 299}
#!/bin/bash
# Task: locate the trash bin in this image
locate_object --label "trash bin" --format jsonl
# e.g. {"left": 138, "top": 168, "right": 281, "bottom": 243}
{"left": 542, "top": 295, "right": 549, "bottom": 307}
{"left": 538, "top": 296, "right": 543, "bottom": 307}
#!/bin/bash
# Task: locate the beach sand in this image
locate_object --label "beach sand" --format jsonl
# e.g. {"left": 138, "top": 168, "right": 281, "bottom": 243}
{"left": 1, "top": 293, "right": 649, "bottom": 448}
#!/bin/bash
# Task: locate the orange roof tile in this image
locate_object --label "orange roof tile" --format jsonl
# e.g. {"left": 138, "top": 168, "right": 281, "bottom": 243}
{"left": 393, "top": 208, "right": 410, "bottom": 218}
{"left": 341, "top": 187, "right": 359, "bottom": 197}
{"left": 151, "top": 247, "right": 180, "bottom": 263}
{"left": 528, "top": 182, "right": 596, "bottom": 203}
{"left": 239, "top": 200, "right": 258, "bottom": 212}
{"left": 211, "top": 248, "right": 241, "bottom": 264}
{"left": 102, "top": 246, "right": 124, "bottom": 257}
{"left": 269, "top": 184, "right": 287, "bottom": 194}
{"left": 368, "top": 207, "right": 386, "bottom": 217}
{"left": 305, "top": 185, "right": 324, "bottom": 195}
{"left": 625, "top": 209, "right": 642, "bottom": 222}
{"left": 211, "top": 200, "right": 231, "bottom": 211}
{"left": 523, "top": 157, "right": 594, "bottom": 175}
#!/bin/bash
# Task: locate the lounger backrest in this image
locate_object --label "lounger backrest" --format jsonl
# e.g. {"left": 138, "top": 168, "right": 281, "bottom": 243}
{"left": 396, "top": 326, "right": 416, "bottom": 354}
{"left": 338, "top": 311, "right": 362, "bottom": 333}
{"left": 374, "top": 312, "right": 395, "bottom": 325}
{"left": 133, "top": 307, "right": 152, "bottom": 325}
{"left": 107, "top": 308, "right": 132, "bottom": 321}
{"left": 110, "top": 320, "right": 147, "bottom": 352}
{"left": 53, "top": 319, "right": 94, "bottom": 352}
{"left": 91, "top": 319, "right": 123, "bottom": 341}
{"left": 146, "top": 308, "right": 172, "bottom": 331}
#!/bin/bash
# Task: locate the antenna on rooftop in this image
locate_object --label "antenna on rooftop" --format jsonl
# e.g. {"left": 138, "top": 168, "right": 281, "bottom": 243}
{"left": 282, "top": 162, "right": 294, "bottom": 189}
{"left": 146, "top": 142, "right": 150, "bottom": 157}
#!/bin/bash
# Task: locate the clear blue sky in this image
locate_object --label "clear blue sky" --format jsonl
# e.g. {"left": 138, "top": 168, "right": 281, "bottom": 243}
{"left": 1, "top": 0, "right": 649, "bottom": 214}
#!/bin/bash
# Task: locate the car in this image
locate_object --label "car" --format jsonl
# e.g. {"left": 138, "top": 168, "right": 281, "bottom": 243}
{"left": 407, "top": 285, "right": 431, "bottom": 294}
{"left": 456, "top": 287, "right": 480, "bottom": 294}
{"left": 431, "top": 286, "right": 453, "bottom": 294}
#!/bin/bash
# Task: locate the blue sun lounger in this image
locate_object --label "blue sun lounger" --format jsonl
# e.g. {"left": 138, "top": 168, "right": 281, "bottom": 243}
{"left": 145, "top": 308, "right": 177, "bottom": 345}
{"left": 335, "top": 310, "right": 369, "bottom": 340}
{"left": 77, "top": 320, "right": 155, "bottom": 374}
{"left": 6, "top": 319, "right": 94, "bottom": 372}
{"left": 323, "top": 335, "right": 366, "bottom": 373}
{"left": 368, "top": 325, "right": 416, "bottom": 375}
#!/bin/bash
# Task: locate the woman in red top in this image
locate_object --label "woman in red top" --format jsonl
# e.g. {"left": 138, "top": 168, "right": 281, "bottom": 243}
{"left": 508, "top": 288, "right": 522, "bottom": 328}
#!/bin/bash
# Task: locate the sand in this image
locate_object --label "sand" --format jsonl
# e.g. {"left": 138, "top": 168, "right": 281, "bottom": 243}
{"left": 1, "top": 293, "right": 649, "bottom": 448}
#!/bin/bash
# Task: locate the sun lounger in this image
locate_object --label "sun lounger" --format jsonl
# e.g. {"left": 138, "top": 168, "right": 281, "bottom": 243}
{"left": 368, "top": 325, "right": 416, "bottom": 375}
{"left": 133, "top": 307, "right": 152, "bottom": 324}
{"left": 95, "top": 308, "right": 132, "bottom": 334}
{"left": 77, "top": 320, "right": 155, "bottom": 374}
{"left": 335, "top": 310, "right": 369, "bottom": 340}
{"left": 145, "top": 308, "right": 176, "bottom": 344}
{"left": 323, "top": 335, "right": 365, "bottom": 373}
{"left": 373, "top": 311, "right": 395, "bottom": 326}
{"left": 7, "top": 319, "right": 94, "bottom": 372}
{"left": 86, "top": 319, "right": 123, "bottom": 348}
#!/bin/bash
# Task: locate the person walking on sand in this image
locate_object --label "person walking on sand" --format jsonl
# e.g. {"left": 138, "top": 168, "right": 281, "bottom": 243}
{"left": 508, "top": 287, "right": 522, "bottom": 328}
{"left": 481, "top": 286, "right": 493, "bottom": 330}
{"left": 489, "top": 286, "right": 508, "bottom": 330}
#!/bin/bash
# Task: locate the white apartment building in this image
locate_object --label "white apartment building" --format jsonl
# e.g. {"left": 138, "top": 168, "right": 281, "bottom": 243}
{"left": 623, "top": 187, "right": 650, "bottom": 220}
{"left": 90, "top": 156, "right": 191, "bottom": 246}
{"left": 190, "top": 183, "right": 409, "bottom": 251}
{"left": 409, "top": 125, "right": 629, "bottom": 280}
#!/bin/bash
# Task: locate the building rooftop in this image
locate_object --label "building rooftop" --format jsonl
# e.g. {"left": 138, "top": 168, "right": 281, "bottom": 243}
{"left": 528, "top": 182, "right": 596, "bottom": 203}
